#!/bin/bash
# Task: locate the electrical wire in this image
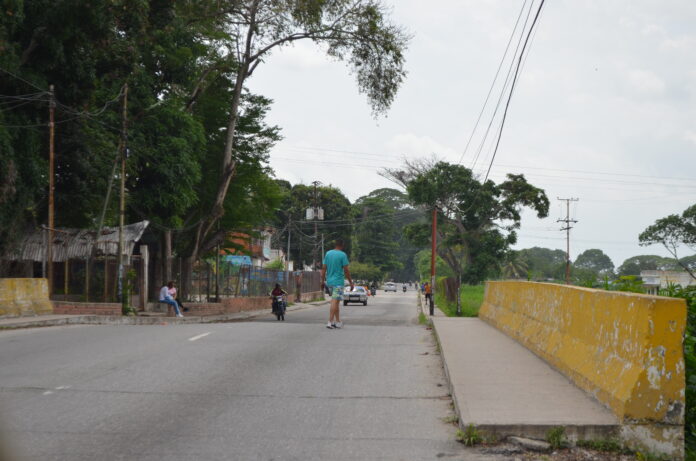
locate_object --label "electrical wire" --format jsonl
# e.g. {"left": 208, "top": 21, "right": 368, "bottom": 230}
{"left": 0, "top": 67, "right": 47, "bottom": 92}
{"left": 470, "top": 0, "right": 535, "bottom": 172}
{"left": 484, "top": 0, "right": 547, "bottom": 181}
{"left": 457, "top": 0, "right": 529, "bottom": 165}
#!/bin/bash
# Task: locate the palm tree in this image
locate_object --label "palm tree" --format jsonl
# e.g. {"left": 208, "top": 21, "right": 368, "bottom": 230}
{"left": 502, "top": 253, "right": 528, "bottom": 279}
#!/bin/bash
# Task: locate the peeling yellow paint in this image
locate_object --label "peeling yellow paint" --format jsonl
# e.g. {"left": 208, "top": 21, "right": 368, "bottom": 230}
{"left": 479, "top": 281, "right": 686, "bottom": 425}
{"left": 0, "top": 278, "right": 53, "bottom": 318}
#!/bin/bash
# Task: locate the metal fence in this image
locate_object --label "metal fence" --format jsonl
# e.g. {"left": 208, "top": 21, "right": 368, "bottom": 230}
{"left": 186, "top": 260, "right": 322, "bottom": 302}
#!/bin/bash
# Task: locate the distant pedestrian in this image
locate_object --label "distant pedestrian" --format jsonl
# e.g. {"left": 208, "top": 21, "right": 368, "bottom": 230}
{"left": 160, "top": 281, "right": 183, "bottom": 318}
{"left": 424, "top": 282, "right": 434, "bottom": 316}
{"left": 320, "top": 238, "right": 353, "bottom": 329}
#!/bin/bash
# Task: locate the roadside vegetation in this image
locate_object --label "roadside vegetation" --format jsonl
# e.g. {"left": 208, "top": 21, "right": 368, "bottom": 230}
{"left": 434, "top": 282, "right": 484, "bottom": 317}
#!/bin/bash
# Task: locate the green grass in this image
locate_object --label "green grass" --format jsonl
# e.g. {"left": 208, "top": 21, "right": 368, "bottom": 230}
{"left": 418, "top": 311, "right": 429, "bottom": 325}
{"left": 435, "top": 284, "right": 484, "bottom": 317}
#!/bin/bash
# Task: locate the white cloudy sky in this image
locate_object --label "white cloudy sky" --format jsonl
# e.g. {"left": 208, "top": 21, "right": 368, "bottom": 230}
{"left": 248, "top": 0, "right": 696, "bottom": 267}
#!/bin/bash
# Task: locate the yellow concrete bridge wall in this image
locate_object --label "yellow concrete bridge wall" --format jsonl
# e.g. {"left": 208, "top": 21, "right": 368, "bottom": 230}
{"left": 479, "top": 281, "right": 686, "bottom": 454}
{"left": 0, "top": 278, "right": 53, "bottom": 318}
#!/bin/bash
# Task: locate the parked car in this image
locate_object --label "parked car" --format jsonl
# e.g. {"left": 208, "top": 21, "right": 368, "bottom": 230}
{"left": 384, "top": 282, "right": 397, "bottom": 292}
{"left": 344, "top": 286, "right": 368, "bottom": 306}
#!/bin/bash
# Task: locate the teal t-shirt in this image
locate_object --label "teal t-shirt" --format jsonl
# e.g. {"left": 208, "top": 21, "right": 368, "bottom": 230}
{"left": 323, "top": 249, "right": 349, "bottom": 287}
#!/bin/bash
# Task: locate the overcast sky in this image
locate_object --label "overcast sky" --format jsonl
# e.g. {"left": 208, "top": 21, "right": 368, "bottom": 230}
{"left": 248, "top": 0, "right": 696, "bottom": 268}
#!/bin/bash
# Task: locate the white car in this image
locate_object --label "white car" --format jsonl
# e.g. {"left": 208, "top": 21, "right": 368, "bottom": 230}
{"left": 344, "top": 286, "right": 368, "bottom": 306}
{"left": 384, "top": 282, "right": 397, "bottom": 292}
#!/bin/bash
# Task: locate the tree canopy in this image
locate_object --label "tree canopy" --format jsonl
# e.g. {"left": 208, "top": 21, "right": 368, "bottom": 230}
{"left": 573, "top": 249, "right": 615, "bottom": 277}
{"left": 639, "top": 204, "right": 696, "bottom": 279}
{"left": 401, "top": 161, "right": 549, "bottom": 285}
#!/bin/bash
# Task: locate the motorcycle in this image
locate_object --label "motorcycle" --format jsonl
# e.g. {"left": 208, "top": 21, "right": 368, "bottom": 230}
{"left": 370, "top": 287, "right": 376, "bottom": 296}
{"left": 402, "top": 285, "right": 407, "bottom": 293}
{"left": 272, "top": 295, "right": 286, "bottom": 321}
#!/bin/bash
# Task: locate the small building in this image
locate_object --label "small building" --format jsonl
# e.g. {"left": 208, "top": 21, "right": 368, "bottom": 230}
{"left": 640, "top": 270, "right": 696, "bottom": 295}
{"left": 224, "top": 228, "right": 278, "bottom": 268}
{"left": 3, "top": 221, "right": 150, "bottom": 307}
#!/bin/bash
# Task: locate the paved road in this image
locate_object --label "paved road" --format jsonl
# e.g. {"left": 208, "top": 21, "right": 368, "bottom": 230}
{"left": 0, "top": 290, "right": 490, "bottom": 460}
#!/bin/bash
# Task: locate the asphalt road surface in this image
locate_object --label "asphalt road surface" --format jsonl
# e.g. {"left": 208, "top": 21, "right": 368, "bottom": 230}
{"left": 0, "top": 290, "right": 486, "bottom": 461}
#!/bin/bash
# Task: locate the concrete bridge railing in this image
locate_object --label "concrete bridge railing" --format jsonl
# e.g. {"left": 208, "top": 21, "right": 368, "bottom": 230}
{"left": 0, "top": 278, "right": 54, "bottom": 318}
{"left": 479, "top": 281, "right": 686, "bottom": 459}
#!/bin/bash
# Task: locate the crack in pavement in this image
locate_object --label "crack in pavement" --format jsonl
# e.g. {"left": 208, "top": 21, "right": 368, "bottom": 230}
{"left": 0, "top": 386, "right": 451, "bottom": 400}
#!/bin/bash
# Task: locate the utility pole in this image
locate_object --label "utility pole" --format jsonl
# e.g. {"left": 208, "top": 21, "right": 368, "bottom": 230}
{"left": 47, "top": 85, "right": 55, "bottom": 294}
{"left": 430, "top": 207, "right": 437, "bottom": 308}
{"left": 307, "top": 180, "right": 323, "bottom": 269}
{"left": 117, "top": 83, "right": 128, "bottom": 308}
{"left": 312, "top": 181, "right": 319, "bottom": 269}
{"left": 286, "top": 217, "right": 292, "bottom": 271}
{"left": 557, "top": 197, "right": 579, "bottom": 285}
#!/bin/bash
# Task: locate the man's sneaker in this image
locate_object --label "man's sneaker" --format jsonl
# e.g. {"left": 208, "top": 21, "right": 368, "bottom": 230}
{"left": 333, "top": 322, "right": 342, "bottom": 329}
{"left": 177, "top": 314, "right": 184, "bottom": 318}
{"left": 326, "top": 322, "right": 334, "bottom": 329}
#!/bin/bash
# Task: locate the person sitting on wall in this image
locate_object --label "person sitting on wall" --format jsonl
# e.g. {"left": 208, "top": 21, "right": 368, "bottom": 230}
{"left": 160, "top": 281, "right": 183, "bottom": 318}
{"left": 168, "top": 281, "right": 188, "bottom": 313}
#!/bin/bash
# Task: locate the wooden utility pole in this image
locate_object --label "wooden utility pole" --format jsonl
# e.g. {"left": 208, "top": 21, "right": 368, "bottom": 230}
{"left": 47, "top": 85, "right": 55, "bottom": 294}
{"left": 430, "top": 207, "right": 437, "bottom": 305}
{"left": 117, "top": 83, "right": 128, "bottom": 306}
{"left": 312, "top": 181, "right": 319, "bottom": 269}
{"left": 286, "top": 217, "right": 292, "bottom": 271}
{"left": 557, "top": 197, "right": 579, "bottom": 284}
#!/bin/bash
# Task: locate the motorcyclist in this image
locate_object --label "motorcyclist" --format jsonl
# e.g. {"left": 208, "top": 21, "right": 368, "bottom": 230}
{"left": 270, "top": 283, "right": 288, "bottom": 321}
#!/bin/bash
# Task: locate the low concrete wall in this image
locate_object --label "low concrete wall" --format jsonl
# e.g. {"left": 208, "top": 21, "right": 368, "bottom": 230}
{"left": 53, "top": 301, "right": 121, "bottom": 316}
{"left": 149, "top": 292, "right": 325, "bottom": 316}
{"left": 0, "top": 278, "right": 53, "bottom": 318}
{"left": 298, "top": 291, "right": 324, "bottom": 303}
{"left": 479, "top": 281, "right": 686, "bottom": 458}
{"left": 185, "top": 297, "right": 269, "bottom": 316}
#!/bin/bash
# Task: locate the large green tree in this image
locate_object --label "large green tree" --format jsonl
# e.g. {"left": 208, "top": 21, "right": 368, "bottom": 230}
{"left": 352, "top": 194, "right": 401, "bottom": 275}
{"left": 396, "top": 161, "right": 549, "bottom": 314}
{"left": 516, "top": 247, "right": 567, "bottom": 280}
{"left": 187, "top": 0, "right": 410, "bottom": 266}
{"left": 573, "top": 248, "right": 615, "bottom": 277}
{"left": 0, "top": 0, "right": 285, "bottom": 285}
{"left": 276, "top": 183, "right": 352, "bottom": 270}
{"left": 616, "top": 255, "right": 677, "bottom": 276}
{"left": 639, "top": 204, "right": 696, "bottom": 279}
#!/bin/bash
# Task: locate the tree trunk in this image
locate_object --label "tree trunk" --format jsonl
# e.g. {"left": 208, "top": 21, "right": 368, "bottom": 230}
{"left": 187, "top": 7, "right": 257, "bottom": 265}
{"left": 163, "top": 230, "right": 172, "bottom": 283}
{"left": 180, "top": 256, "right": 194, "bottom": 301}
{"left": 456, "top": 270, "right": 462, "bottom": 316}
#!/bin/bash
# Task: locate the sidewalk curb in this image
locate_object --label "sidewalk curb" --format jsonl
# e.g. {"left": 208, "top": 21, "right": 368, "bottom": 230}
{"left": 0, "top": 299, "right": 326, "bottom": 330}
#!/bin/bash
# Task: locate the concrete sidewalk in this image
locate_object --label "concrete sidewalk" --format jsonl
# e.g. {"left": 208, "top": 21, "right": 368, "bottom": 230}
{"left": 0, "top": 300, "right": 328, "bottom": 330}
{"left": 432, "top": 317, "right": 620, "bottom": 441}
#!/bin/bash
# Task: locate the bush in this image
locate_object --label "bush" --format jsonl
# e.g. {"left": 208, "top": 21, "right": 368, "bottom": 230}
{"left": 660, "top": 284, "right": 696, "bottom": 458}
{"left": 265, "top": 259, "right": 285, "bottom": 270}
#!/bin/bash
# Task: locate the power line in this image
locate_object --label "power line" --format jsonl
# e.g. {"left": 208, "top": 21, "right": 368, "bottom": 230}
{"left": 276, "top": 145, "right": 696, "bottom": 183}
{"left": 457, "top": 0, "right": 529, "bottom": 165}
{"left": 484, "top": 0, "right": 547, "bottom": 181}
{"left": 0, "top": 67, "right": 47, "bottom": 92}
{"left": 470, "top": 0, "right": 535, "bottom": 172}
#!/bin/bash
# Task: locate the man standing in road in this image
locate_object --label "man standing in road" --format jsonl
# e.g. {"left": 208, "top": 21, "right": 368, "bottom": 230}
{"left": 321, "top": 238, "right": 353, "bottom": 329}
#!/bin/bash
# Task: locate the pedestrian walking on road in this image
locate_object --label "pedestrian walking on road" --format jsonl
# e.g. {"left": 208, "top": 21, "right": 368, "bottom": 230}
{"left": 424, "top": 282, "right": 434, "bottom": 316}
{"left": 321, "top": 238, "right": 353, "bottom": 329}
{"left": 160, "top": 281, "right": 183, "bottom": 318}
